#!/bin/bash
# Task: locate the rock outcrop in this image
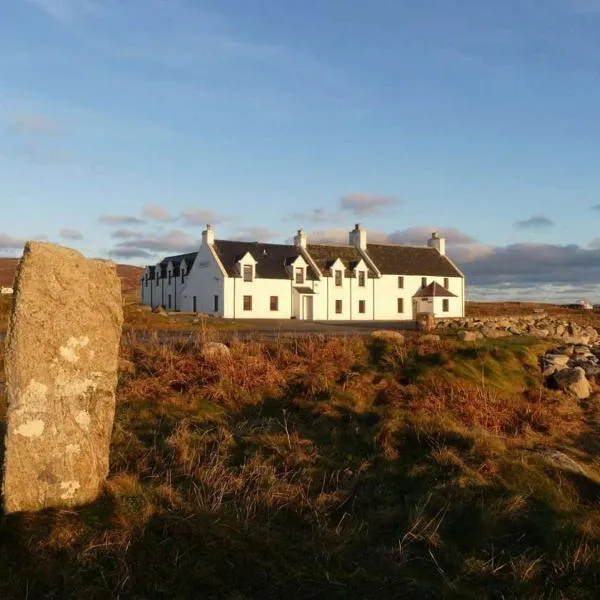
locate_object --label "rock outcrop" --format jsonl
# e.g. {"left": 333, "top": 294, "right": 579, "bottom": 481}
{"left": 2, "top": 242, "right": 123, "bottom": 513}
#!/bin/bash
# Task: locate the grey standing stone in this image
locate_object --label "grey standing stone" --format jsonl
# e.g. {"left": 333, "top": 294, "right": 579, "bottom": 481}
{"left": 2, "top": 242, "right": 123, "bottom": 513}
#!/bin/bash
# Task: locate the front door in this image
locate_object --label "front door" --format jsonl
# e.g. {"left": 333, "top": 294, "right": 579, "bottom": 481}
{"left": 303, "top": 295, "right": 314, "bottom": 320}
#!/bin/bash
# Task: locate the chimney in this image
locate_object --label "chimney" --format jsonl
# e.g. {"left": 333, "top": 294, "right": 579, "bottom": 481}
{"left": 349, "top": 223, "right": 367, "bottom": 250}
{"left": 294, "top": 228, "right": 307, "bottom": 249}
{"left": 427, "top": 231, "right": 446, "bottom": 255}
{"left": 202, "top": 224, "right": 214, "bottom": 246}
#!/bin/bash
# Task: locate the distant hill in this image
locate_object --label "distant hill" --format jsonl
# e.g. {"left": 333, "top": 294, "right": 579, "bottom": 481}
{"left": 0, "top": 257, "right": 143, "bottom": 301}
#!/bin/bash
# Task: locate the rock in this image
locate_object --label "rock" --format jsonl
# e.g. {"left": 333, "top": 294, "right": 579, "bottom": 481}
{"left": 529, "top": 328, "right": 550, "bottom": 338}
{"left": 419, "top": 334, "right": 441, "bottom": 343}
{"left": 553, "top": 367, "right": 591, "bottom": 400}
{"left": 152, "top": 306, "right": 168, "bottom": 316}
{"left": 481, "top": 326, "right": 509, "bottom": 339}
{"left": 371, "top": 330, "right": 405, "bottom": 344}
{"left": 561, "top": 335, "right": 590, "bottom": 346}
{"left": 2, "top": 242, "right": 123, "bottom": 514}
{"left": 543, "top": 354, "right": 570, "bottom": 366}
{"left": 416, "top": 313, "right": 436, "bottom": 332}
{"left": 457, "top": 330, "right": 482, "bottom": 342}
{"left": 541, "top": 353, "right": 570, "bottom": 377}
{"left": 508, "top": 326, "right": 523, "bottom": 335}
{"left": 201, "top": 342, "right": 231, "bottom": 360}
{"left": 572, "top": 360, "right": 600, "bottom": 378}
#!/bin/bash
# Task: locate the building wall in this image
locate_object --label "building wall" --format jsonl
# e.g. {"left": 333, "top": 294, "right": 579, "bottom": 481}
{"left": 140, "top": 245, "right": 465, "bottom": 320}
{"left": 371, "top": 275, "right": 464, "bottom": 320}
{"left": 180, "top": 244, "right": 224, "bottom": 314}
{"left": 224, "top": 277, "right": 294, "bottom": 319}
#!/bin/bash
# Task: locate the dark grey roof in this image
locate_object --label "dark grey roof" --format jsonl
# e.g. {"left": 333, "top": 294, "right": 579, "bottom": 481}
{"left": 213, "top": 240, "right": 317, "bottom": 280}
{"left": 159, "top": 252, "right": 198, "bottom": 276}
{"left": 413, "top": 281, "right": 457, "bottom": 298}
{"left": 366, "top": 244, "right": 462, "bottom": 277}
{"left": 306, "top": 244, "right": 369, "bottom": 278}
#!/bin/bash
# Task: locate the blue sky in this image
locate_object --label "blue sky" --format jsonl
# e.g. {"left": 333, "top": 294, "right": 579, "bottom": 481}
{"left": 2, "top": 0, "right": 600, "bottom": 301}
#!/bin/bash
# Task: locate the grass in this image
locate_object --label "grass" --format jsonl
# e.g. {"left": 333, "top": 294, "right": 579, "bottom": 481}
{"left": 1, "top": 333, "right": 600, "bottom": 599}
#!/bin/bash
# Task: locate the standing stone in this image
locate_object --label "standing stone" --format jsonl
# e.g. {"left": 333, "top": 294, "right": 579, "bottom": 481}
{"left": 2, "top": 242, "right": 123, "bottom": 513}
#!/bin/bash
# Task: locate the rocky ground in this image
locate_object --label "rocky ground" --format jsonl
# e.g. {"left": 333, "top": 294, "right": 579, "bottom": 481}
{"left": 438, "top": 314, "right": 600, "bottom": 400}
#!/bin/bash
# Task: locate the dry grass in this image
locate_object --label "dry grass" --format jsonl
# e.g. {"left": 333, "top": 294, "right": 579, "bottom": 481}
{"left": 1, "top": 333, "right": 600, "bottom": 599}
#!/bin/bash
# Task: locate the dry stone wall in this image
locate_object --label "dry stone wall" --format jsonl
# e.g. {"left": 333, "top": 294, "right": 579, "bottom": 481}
{"left": 2, "top": 242, "right": 123, "bottom": 513}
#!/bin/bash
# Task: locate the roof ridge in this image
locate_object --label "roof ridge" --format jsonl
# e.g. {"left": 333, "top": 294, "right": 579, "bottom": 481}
{"left": 367, "top": 242, "right": 433, "bottom": 249}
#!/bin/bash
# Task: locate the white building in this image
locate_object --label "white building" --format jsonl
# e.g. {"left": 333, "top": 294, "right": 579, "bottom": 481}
{"left": 0, "top": 287, "right": 13, "bottom": 295}
{"left": 140, "top": 225, "right": 465, "bottom": 321}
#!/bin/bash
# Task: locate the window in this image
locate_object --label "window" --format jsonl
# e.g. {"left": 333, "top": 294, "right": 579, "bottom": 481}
{"left": 335, "top": 300, "right": 342, "bottom": 314}
{"left": 359, "top": 300, "right": 366, "bottom": 314}
{"left": 156, "top": 275, "right": 159, "bottom": 287}
{"left": 398, "top": 276, "right": 404, "bottom": 289}
{"left": 421, "top": 277, "right": 427, "bottom": 288}
{"left": 193, "top": 297, "right": 197, "bottom": 312}
{"left": 295, "top": 267, "right": 304, "bottom": 284}
{"left": 270, "top": 296, "right": 279, "bottom": 311}
{"left": 444, "top": 277, "right": 449, "bottom": 289}
{"left": 243, "top": 295, "right": 252, "bottom": 311}
{"left": 181, "top": 269, "right": 185, "bottom": 283}
{"left": 243, "top": 264, "right": 253, "bottom": 282}
{"left": 168, "top": 272, "right": 172, "bottom": 284}
{"left": 214, "top": 295, "right": 219, "bottom": 312}
{"left": 335, "top": 270, "right": 343, "bottom": 287}
{"left": 443, "top": 299, "right": 449, "bottom": 312}
{"left": 397, "top": 298, "right": 404, "bottom": 313}
{"left": 168, "top": 294, "right": 172, "bottom": 309}
{"left": 358, "top": 271, "right": 366, "bottom": 287}
{"left": 144, "top": 276, "right": 148, "bottom": 288}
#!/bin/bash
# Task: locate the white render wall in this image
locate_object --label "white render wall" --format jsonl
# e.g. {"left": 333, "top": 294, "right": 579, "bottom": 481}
{"left": 140, "top": 243, "right": 465, "bottom": 321}
{"left": 180, "top": 244, "right": 224, "bottom": 314}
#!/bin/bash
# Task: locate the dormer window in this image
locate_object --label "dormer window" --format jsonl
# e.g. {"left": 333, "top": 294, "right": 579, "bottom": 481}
{"left": 181, "top": 268, "right": 186, "bottom": 283}
{"left": 243, "top": 264, "right": 253, "bottom": 282}
{"left": 168, "top": 271, "right": 172, "bottom": 284}
{"left": 295, "top": 267, "right": 304, "bottom": 284}
{"left": 358, "top": 271, "right": 365, "bottom": 287}
{"left": 335, "top": 270, "right": 343, "bottom": 287}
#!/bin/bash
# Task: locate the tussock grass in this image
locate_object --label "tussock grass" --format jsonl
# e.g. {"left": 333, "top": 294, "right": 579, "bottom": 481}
{"left": 1, "top": 335, "right": 600, "bottom": 599}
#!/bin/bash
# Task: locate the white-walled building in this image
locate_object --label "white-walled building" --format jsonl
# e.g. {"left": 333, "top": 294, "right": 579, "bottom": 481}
{"left": 140, "top": 225, "right": 465, "bottom": 321}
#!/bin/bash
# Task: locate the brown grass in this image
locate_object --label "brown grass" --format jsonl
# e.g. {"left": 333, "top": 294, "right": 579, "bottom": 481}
{"left": 1, "top": 332, "right": 600, "bottom": 598}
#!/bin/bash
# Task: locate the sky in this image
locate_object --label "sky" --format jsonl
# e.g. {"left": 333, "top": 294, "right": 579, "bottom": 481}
{"left": 2, "top": 0, "right": 600, "bottom": 301}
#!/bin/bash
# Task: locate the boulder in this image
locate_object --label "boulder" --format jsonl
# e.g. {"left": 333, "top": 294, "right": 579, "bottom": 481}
{"left": 419, "top": 334, "right": 441, "bottom": 344}
{"left": 201, "top": 342, "right": 231, "bottom": 360}
{"left": 553, "top": 367, "right": 591, "bottom": 400}
{"left": 2, "top": 242, "right": 123, "bottom": 513}
{"left": 529, "top": 328, "right": 550, "bottom": 338}
{"left": 457, "top": 330, "right": 482, "bottom": 342}
{"left": 371, "top": 330, "right": 405, "bottom": 344}
{"left": 481, "top": 326, "right": 509, "bottom": 339}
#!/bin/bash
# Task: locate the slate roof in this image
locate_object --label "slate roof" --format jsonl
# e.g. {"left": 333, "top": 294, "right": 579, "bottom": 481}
{"left": 366, "top": 244, "right": 462, "bottom": 277}
{"left": 413, "top": 281, "right": 457, "bottom": 298}
{"left": 306, "top": 244, "right": 369, "bottom": 278}
{"left": 158, "top": 252, "right": 198, "bottom": 276}
{"left": 212, "top": 240, "right": 317, "bottom": 280}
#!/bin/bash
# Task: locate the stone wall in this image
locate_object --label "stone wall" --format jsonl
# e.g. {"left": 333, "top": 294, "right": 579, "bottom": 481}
{"left": 437, "top": 314, "right": 599, "bottom": 345}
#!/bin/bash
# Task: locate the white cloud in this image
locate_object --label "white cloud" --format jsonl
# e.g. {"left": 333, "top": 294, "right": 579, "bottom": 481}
{"left": 98, "top": 214, "right": 145, "bottom": 226}
{"left": 0, "top": 233, "right": 28, "bottom": 250}
{"left": 10, "top": 112, "right": 59, "bottom": 135}
{"left": 291, "top": 208, "right": 343, "bottom": 224}
{"left": 112, "top": 229, "right": 200, "bottom": 254}
{"left": 111, "top": 228, "right": 143, "bottom": 239}
{"left": 142, "top": 203, "right": 172, "bottom": 222}
{"left": 180, "top": 208, "right": 227, "bottom": 226}
{"left": 339, "top": 193, "right": 399, "bottom": 216}
{"left": 231, "top": 227, "right": 280, "bottom": 242}
{"left": 59, "top": 227, "right": 83, "bottom": 240}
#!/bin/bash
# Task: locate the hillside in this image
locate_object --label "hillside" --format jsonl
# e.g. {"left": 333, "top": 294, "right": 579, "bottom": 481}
{"left": 1, "top": 333, "right": 600, "bottom": 598}
{"left": 0, "top": 257, "right": 143, "bottom": 301}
